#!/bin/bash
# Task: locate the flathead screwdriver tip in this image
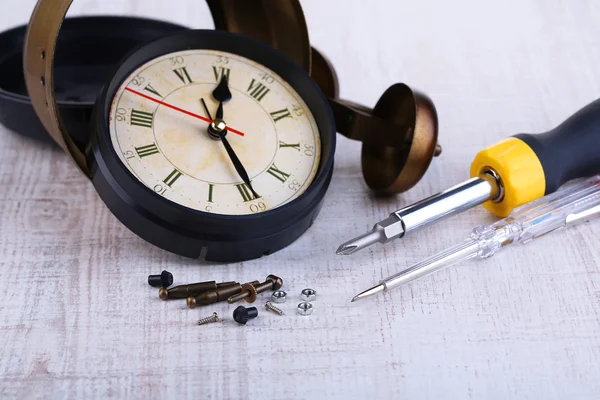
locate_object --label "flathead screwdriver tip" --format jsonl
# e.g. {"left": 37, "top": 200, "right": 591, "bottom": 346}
{"left": 351, "top": 283, "right": 385, "bottom": 302}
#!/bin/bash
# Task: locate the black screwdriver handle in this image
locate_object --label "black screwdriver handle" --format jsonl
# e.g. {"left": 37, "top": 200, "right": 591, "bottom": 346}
{"left": 515, "top": 98, "right": 600, "bottom": 194}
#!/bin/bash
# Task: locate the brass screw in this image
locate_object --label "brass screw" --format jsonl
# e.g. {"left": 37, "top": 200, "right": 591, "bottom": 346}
{"left": 196, "top": 312, "right": 219, "bottom": 326}
{"left": 159, "top": 281, "right": 238, "bottom": 300}
{"left": 227, "top": 275, "right": 284, "bottom": 304}
{"left": 186, "top": 280, "right": 260, "bottom": 309}
{"left": 265, "top": 301, "right": 284, "bottom": 316}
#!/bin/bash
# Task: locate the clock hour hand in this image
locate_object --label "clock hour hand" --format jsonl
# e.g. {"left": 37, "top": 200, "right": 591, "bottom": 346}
{"left": 213, "top": 76, "right": 232, "bottom": 103}
{"left": 212, "top": 76, "right": 232, "bottom": 120}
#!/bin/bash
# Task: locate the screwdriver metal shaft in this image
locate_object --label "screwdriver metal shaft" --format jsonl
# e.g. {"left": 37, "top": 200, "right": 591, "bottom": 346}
{"left": 337, "top": 173, "right": 500, "bottom": 255}
{"left": 352, "top": 176, "right": 600, "bottom": 302}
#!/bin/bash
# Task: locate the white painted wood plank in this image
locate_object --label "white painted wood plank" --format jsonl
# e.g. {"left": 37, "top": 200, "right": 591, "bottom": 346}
{"left": 0, "top": 0, "right": 599, "bottom": 399}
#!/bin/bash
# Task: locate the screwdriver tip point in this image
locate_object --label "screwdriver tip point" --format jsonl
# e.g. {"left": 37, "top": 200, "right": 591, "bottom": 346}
{"left": 336, "top": 245, "right": 358, "bottom": 255}
{"left": 336, "top": 229, "right": 385, "bottom": 256}
{"left": 352, "top": 284, "right": 386, "bottom": 302}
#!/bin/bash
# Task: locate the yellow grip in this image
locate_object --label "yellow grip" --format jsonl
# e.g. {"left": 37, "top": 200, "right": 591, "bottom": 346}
{"left": 470, "top": 137, "right": 545, "bottom": 217}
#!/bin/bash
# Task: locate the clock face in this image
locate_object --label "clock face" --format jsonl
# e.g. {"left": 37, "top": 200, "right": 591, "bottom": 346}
{"left": 109, "top": 49, "right": 321, "bottom": 215}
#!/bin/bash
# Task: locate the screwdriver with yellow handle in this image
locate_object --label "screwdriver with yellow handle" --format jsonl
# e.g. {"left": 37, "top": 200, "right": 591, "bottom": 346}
{"left": 337, "top": 98, "right": 600, "bottom": 255}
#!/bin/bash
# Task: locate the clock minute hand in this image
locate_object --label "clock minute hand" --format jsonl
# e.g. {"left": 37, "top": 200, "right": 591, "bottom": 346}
{"left": 219, "top": 133, "right": 259, "bottom": 198}
{"left": 202, "top": 97, "right": 260, "bottom": 199}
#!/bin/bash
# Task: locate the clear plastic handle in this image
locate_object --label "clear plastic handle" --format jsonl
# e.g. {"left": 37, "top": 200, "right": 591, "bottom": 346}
{"left": 381, "top": 176, "right": 600, "bottom": 291}
{"left": 492, "top": 176, "right": 600, "bottom": 246}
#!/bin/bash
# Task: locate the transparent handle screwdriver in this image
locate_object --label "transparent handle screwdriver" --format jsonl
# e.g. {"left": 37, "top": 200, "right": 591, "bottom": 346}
{"left": 352, "top": 176, "right": 600, "bottom": 302}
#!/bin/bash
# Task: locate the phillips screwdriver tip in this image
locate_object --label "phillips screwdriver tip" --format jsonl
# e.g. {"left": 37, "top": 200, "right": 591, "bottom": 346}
{"left": 336, "top": 230, "right": 384, "bottom": 255}
{"left": 337, "top": 216, "right": 404, "bottom": 256}
{"left": 351, "top": 284, "right": 385, "bottom": 302}
{"left": 336, "top": 244, "right": 358, "bottom": 255}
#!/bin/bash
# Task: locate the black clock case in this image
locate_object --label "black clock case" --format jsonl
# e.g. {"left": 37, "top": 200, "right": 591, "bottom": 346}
{"left": 0, "top": 16, "right": 188, "bottom": 146}
{"left": 89, "top": 30, "right": 336, "bottom": 262}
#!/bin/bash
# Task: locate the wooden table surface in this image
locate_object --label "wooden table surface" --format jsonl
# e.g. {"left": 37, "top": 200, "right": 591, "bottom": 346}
{"left": 1, "top": 1, "right": 600, "bottom": 399}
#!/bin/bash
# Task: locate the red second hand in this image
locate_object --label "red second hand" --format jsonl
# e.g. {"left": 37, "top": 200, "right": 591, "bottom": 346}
{"left": 124, "top": 87, "right": 245, "bottom": 137}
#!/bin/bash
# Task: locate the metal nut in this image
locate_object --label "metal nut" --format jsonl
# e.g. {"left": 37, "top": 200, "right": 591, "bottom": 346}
{"left": 300, "top": 288, "right": 316, "bottom": 301}
{"left": 297, "top": 302, "right": 313, "bottom": 316}
{"left": 271, "top": 290, "right": 287, "bottom": 304}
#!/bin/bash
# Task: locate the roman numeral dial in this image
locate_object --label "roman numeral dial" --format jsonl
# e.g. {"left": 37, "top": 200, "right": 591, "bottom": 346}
{"left": 270, "top": 108, "right": 292, "bottom": 122}
{"left": 110, "top": 49, "right": 320, "bottom": 216}
{"left": 236, "top": 183, "right": 260, "bottom": 202}
{"left": 130, "top": 109, "right": 154, "bottom": 128}
{"left": 213, "top": 66, "right": 231, "bottom": 81}
{"left": 163, "top": 169, "right": 183, "bottom": 187}
{"left": 247, "top": 78, "right": 270, "bottom": 101}
{"left": 143, "top": 84, "right": 162, "bottom": 98}
{"left": 173, "top": 67, "right": 193, "bottom": 84}
{"left": 266, "top": 164, "right": 291, "bottom": 183}
{"left": 135, "top": 143, "right": 160, "bottom": 158}
{"left": 279, "top": 141, "right": 301, "bottom": 151}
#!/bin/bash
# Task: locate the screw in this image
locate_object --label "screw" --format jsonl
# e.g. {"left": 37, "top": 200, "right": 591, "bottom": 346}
{"left": 265, "top": 301, "right": 284, "bottom": 316}
{"left": 148, "top": 270, "right": 173, "bottom": 288}
{"left": 227, "top": 275, "right": 283, "bottom": 304}
{"left": 186, "top": 281, "right": 260, "bottom": 308}
{"left": 233, "top": 306, "right": 259, "bottom": 325}
{"left": 196, "top": 312, "right": 219, "bottom": 326}
{"left": 159, "top": 281, "right": 237, "bottom": 300}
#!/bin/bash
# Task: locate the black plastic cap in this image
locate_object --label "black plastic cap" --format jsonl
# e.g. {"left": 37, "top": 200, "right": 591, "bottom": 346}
{"left": 233, "top": 306, "right": 259, "bottom": 325}
{"left": 148, "top": 270, "right": 173, "bottom": 288}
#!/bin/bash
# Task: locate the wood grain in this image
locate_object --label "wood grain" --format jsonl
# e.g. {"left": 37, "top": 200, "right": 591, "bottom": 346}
{"left": 1, "top": 0, "right": 599, "bottom": 399}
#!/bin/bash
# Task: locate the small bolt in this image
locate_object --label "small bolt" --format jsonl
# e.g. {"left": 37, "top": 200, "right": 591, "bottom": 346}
{"left": 196, "top": 312, "right": 219, "bottom": 326}
{"left": 227, "top": 275, "right": 283, "bottom": 304}
{"left": 148, "top": 270, "right": 173, "bottom": 288}
{"left": 186, "top": 281, "right": 259, "bottom": 309}
{"left": 159, "top": 281, "right": 237, "bottom": 300}
{"left": 265, "top": 301, "right": 284, "bottom": 316}
{"left": 233, "top": 306, "right": 259, "bottom": 325}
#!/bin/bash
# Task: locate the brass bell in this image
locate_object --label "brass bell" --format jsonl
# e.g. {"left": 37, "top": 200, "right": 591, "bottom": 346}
{"left": 311, "top": 48, "right": 441, "bottom": 194}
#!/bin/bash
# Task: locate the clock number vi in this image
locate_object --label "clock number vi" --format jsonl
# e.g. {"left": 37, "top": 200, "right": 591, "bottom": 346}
{"left": 173, "top": 67, "right": 193, "bottom": 85}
